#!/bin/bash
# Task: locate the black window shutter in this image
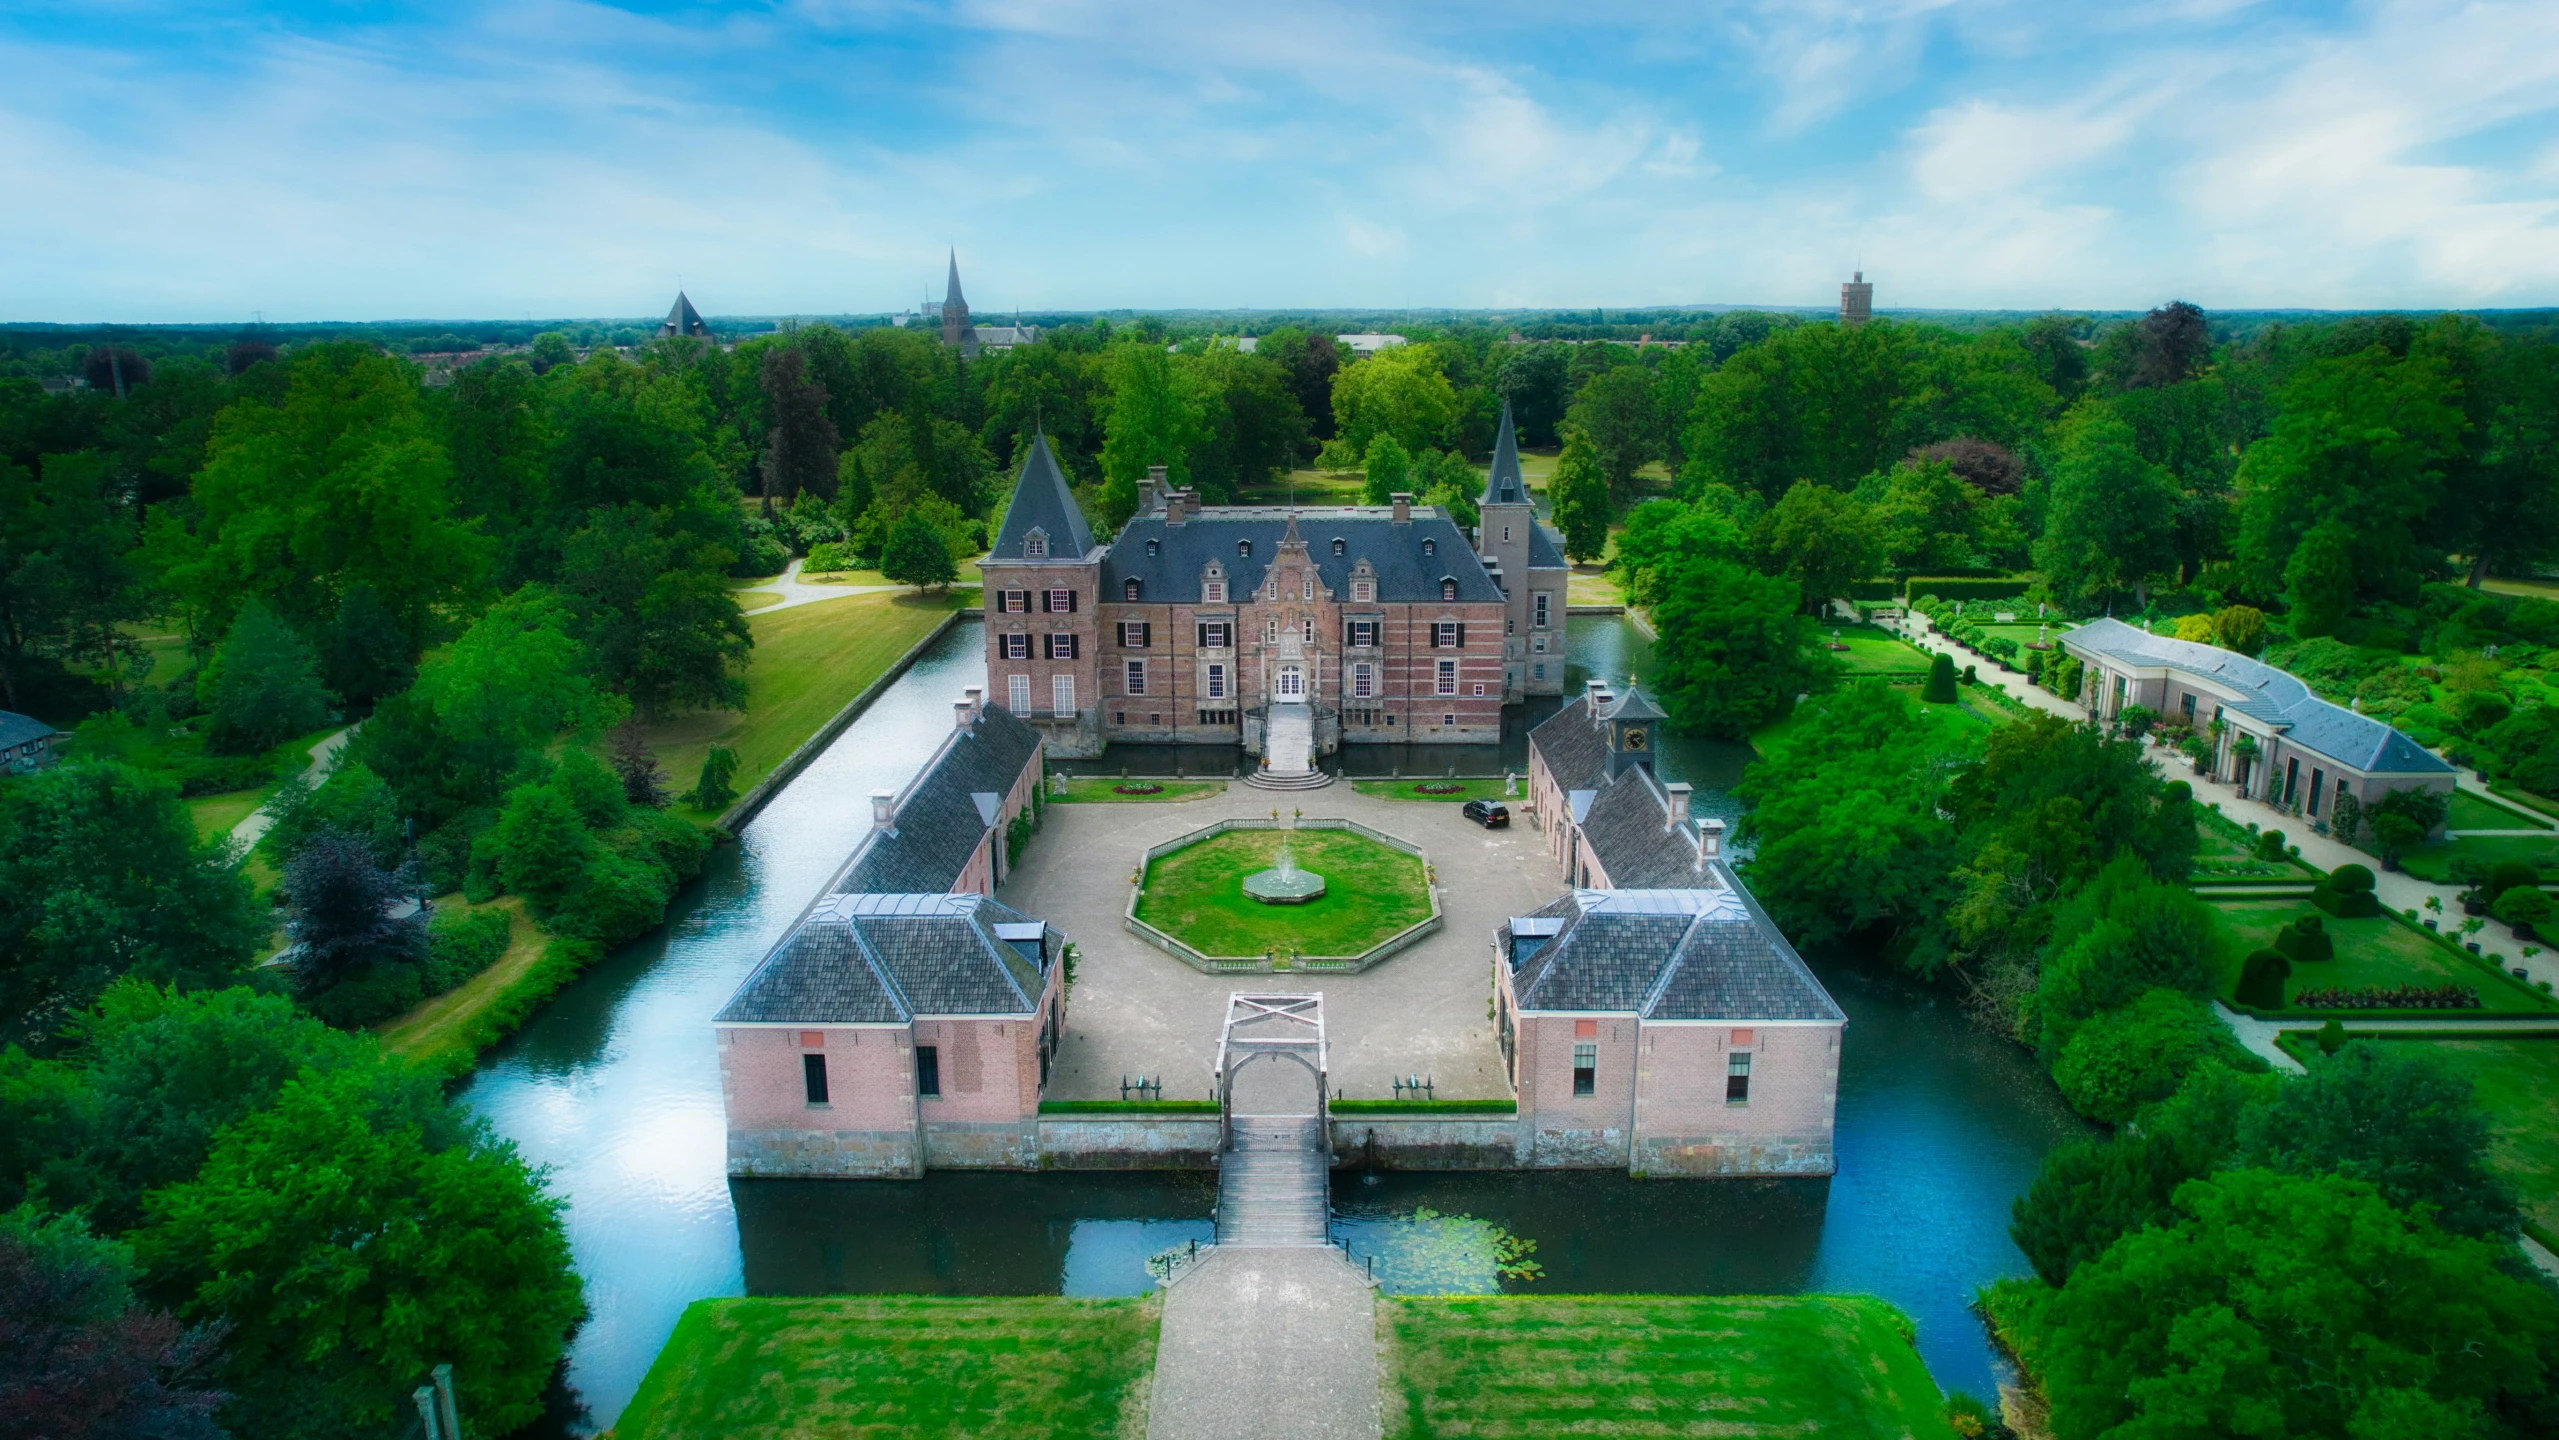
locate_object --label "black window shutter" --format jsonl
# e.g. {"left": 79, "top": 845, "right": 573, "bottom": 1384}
{"left": 1040, "top": 591, "right": 1053, "bottom": 613}
{"left": 1456, "top": 623, "right": 1467, "bottom": 648}
{"left": 1070, "top": 635, "right": 1081, "bottom": 659}
{"left": 1196, "top": 622, "right": 1207, "bottom": 648}
{"left": 1067, "top": 590, "right": 1078, "bottom": 613}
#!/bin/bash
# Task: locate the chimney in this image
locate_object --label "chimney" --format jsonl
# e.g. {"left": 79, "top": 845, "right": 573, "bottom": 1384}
{"left": 1700, "top": 817, "right": 1726, "bottom": 860}
{"left": 1137, "top": 477, "right": 1159, "bottom": 515}
{"left": 1665, "top": 782, "right": 1692, "bottom": 832}
{"left": 954, "top": 698, "right": 974, "bottom": 732}
{"left": 1585, "top": 678, "right": 1606, "bottom": 718}
{"left": 871, "top": 791, "right": 896, "bottom": 830}
{"left": 1166, "top": 492, "right": 1188, "bottom": 526}
{"left": 1391, "top": 492, "right": 1412, "bottom": 524}
{"left": 965, "top": 686, "right": 984, "bottom": 722}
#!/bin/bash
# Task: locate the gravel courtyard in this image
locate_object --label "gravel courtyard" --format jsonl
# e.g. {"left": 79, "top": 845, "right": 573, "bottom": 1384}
{"left": 998, "top": 781, "right": 1568, "bottom": 1103}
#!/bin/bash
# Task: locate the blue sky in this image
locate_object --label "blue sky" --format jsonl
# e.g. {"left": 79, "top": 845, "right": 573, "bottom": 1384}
{"left": 5, "top": 1, "right": 2557, "bottom": 321}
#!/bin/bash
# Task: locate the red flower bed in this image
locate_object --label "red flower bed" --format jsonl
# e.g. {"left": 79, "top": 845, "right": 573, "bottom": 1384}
{"left": 1412, "top": 782, "right": 1466, "bottom": 795}
{"left": 1113, "top": 783, "right": 1164, "bottom": 795}
{"left": 2292, "top": 983, "right": 2481, "bottom": 1010}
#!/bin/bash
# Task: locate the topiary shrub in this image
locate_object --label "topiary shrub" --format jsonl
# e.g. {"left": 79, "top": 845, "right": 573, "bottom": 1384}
{"left": 2235, "top": 947, "right": 2292, "bottom": 1009}
{"left": 2487, "top": 860, "right": 2541, "bottom": 903}
{"left": 2313, "top": 1017, "right": 2348, "bottom": 1055}
{"left": 2312, "top": 863, "right": 2381, "bottom": 918}
{"left": 2274, "top": 915, "right": 2334, "bottom": 964}
{"left": 1922, "top": 652, "right": 1958, "bottom": 704}
{"left": 2254, "top": 828, "right": 2289, "bottom": 862}
{"left": 2493, "top": 884, "right": 2552, "bottom": 937}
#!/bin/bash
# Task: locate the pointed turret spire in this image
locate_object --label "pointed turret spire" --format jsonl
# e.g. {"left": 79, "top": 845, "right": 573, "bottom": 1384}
{"left": 659, "top": 291, "right": 709, "bottom": 339}
{"left": 944, "top": 250, "right": 967, "bottom": 313}
{"left": 990, "top": 430, "right": 1093, "bottom": 561}
{"left": 940, "top": 250, "right": 978, "bottom": 357}
{"left": 1482, "top": 399, "right": 1526, "bottom": 506}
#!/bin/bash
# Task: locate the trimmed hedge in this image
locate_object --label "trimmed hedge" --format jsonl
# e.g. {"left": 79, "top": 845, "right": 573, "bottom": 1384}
{"left": 1908, "top": 576, "right": 2032, "bottom": 602}
{"left": 1330, "top": 1098, "right": 1517, "bottom": 1114}
{"left": 1845, "top": 579, "right": 1900, "bottom": 601}
{"left": 1035, "top": 1099, "right": 1219, "bottom": 1114}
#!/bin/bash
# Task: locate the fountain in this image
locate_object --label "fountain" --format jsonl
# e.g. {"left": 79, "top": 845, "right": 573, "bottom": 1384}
{"left": 1241, "top": 839, "right": 1327, "bottom": 905}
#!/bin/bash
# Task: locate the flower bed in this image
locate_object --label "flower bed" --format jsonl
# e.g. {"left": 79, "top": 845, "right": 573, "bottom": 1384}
{"left": 2293, "top": 983, "right": 2482, "bottom": 1010}
{"left": 1411, "top": 782, "right": 1466, "bottom": 795}
{"left": 1112, "top": 782, "right": 1163, "bottom": 795}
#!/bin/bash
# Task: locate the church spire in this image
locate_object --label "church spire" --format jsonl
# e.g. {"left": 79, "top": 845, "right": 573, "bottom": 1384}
{"left": 1482, "top": 399, "right": 1526, "bottom": 507}
{"left": 940, "top": 250, "right": 978, "bottom": 357}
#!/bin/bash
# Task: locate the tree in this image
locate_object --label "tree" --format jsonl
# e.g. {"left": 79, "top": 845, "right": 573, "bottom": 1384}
{"left": 1330, "top": 346, "right": 1458, "bottom": 459}
{"left": 257, "top": 760, "right": 404, "bottom": 869}
{"left": 881, "top": 511, "right": 958, "bottom": 591}
{"left": 485, "top": 783, "right": 593, "bottom": 911}
{"left": 135, "top": 1066, "right": 583, "bottom": 1438}
{"left": 2442, "top": 334, "right": 2559, "bottom": 586}
{"left": 2365, "top": 785, "right": 2449, "bottom": 864}
{"left": 1360, "top": 433, "right": 1412, "bottom": 506}
{"left": 608, "top": 717, "right": 668, "bottom": 808}
{"left": 685, "top": 746, "right": 739, "bottom": 810}
{"left": 1097, "top": 343, "right": 1207, "bottom": 528}
{"left": 2282, "top": 518, "right": 2356, "bottom": 637}
{"left": 1758, "top": 481, "right": 1880, "bottom": 613}
{"left": 2095, "top": 300, "right": 2213, "bottom": 390}
{"left": 629, "top": 563, "right": 752, "bottom": 716}
{"left": 2238, "top": 1040, "right": 2519, "bottom": 1239}
{"left": 2035, "top": 1169, "right": 2558, "bottom": 1440}
{"left": 2051, "top": 988, "right": 2252, "bottom": 1125}
{"left": 409, "top": 587, "right": 616, "bottom": 762}
{"left": 1178, "top": 344, "right": 1310, "bottom": 499}
{"left": 1548, "top": 429, "right": 1612, "bottom": 563}
{"left": 1494, "top": 342, "right": 1571, "bottom": 447}
{"left": 0, "top": 450, "right": 147, "bottom": 714}
{"left": 0, "top": 1205, "right": 226, "bottom": 1440}
{"left": 2033, "top": 401, "right": 2181, "bottom": 610}
{"left": 1871, "top": 459, "right": 2017, "bottom": 574}
{"left": 2210, "top": 604, "right": 2267, "bottom": 655}
{"left": 1607, "top": 496, "right": 1749, "bottom": 608}
{"left": 1648, "top": 562, "right": 1828, "bottom": 739}
{"left": 1923, "top": 652, "right": 1957, "bottom": 704}
{"left": 281, "top": 827, "right": 427, "bottom": 997}
{"left": 2009, "top": 1062, "right": 2268, "bottom": 1287}
{"left": 757, "top": 344, "right": 840, "bottom": 507}
{"left": 0, "top": 763, "right": 265, "bottom": 1047}
{"left": 316, "top": 584, "right": 413, "bottom": 709}
{"left": 2033, "top": 858, "right": 2216, "bottom": 1050}
{"left": 195, "top": 598, "right": 330, "bottom": 754}
{"left": 1734, "top": 681, "right": 1973, "bottom": 960}
{"left": 1256, "top": 328, "right": 1342, "bottom": 441}
{"left": 1565, "top": 365, "right": 1658, "bottom": 499}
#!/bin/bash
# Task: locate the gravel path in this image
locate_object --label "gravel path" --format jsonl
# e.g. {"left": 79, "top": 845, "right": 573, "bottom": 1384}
{"left": 230, "top": 726, "right": 354, "bottom": 847}
{"left": 1147, "top": 1246, "right": 1380, "bottom": 1440}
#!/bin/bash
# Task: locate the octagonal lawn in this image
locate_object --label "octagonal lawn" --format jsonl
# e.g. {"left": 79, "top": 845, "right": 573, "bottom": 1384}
{"left": 1134, "top": 827, "right": 1431, "bottom": 960}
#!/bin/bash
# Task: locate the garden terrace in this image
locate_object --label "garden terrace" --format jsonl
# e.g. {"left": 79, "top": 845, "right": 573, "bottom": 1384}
{"left": 2207, "top": 896, "right": 2558, "bottom": 1015}
{"left": 1128, "top": 819, "right": 1437, "bottom": 970}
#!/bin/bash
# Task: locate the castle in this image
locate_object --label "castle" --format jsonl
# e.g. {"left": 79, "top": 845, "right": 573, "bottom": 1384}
{"left": 980, "top": 404, "right": 1570, "bottom": 759}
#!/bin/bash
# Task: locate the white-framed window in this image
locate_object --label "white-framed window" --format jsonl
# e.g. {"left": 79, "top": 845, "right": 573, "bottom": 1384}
{"left": 1023, "top": 529, "right": 1048, "bottom": 559}
{"left": 1301, "top": 575, "right": 1313, "bottom": 600}
{"left": 1346, "top": 620, "right": 1377, "bottom": 647}
{"left": 1531, "top": 634, "right": 1547, "bottom": 653}
{"left": 1197, "top": 621, "right": 1231, "bottom": 649}
{"left": 999, "top": 589, "right": 1029, "bottom": 613}
{"left": 1473, "top": 683, "right": 1486, "bottom": 697}
{"left": 1441, "top": 578, "right": 1458, "bottom": 600}
{"left": 1205, "top": 579, "right": 1226, "bottom": 603}
{"left": 1044, "top": 633, "right": 1080, "bottom": 660}
{"left": 1207, "top": 664, "right": 1227, "bottom": 699}
{"left": 1432, "top": 621, "right": 1463, "bottom": 648}
{"left": 1353, "top": 578, "right": 1373, "bottom": 603}
{"left": 1117, "top": 622, "right": 1151, "bottom": 648}
{"left": 1052, "top": 675, "right": 1075, "bottom": 713}
{"left": 1045, "top": 588, "right": 1074, "bottom": 613}
{"left": 1332, "top": 538, "right": 1346, "bottom": 556}
{"left": 1002, "top": 632, "right": 1030, "bottom": 660}
{"left": 1302, "top": 618, "right": 1315, "bottom": 644}
{"left": 1009, "top": 674, "right": 1031, "bottom": 712}
{"left": 1125, "top": 660, "right": 1146, "bottom": 695}
{"left": 1534, "top": 592, "right": 1550, "bottom": 628}
{"left": 1353, "top": 664, "right": 1374, "bottom": 699}
{"left": 1123, "top": 578, "right": 1141, "bottom": 600}
{"left": 1436, "top": 660, "right": 1457, "bottom": 695}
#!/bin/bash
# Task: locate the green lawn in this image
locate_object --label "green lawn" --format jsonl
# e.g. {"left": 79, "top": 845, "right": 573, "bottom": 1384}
{"left": 1048, "top": 776, "right": 1228, "bottom": 803}
{"left": 642, "top": 590, "right": 965, "bottom": 820}
{"left": 797, "top": 566, "right": 888, "bottom": 586}
{"left": 2405, "top": 1037, "right": 2559, "bottom": 1237}
{"left": 1352, "top": 778, "right": 1516, "bottom": 803}
{"left": 1377, "top": 1294, "right": 1951, "bottom": 1440}
{"left": 185, "top": 788, "right": 269, "bottom": 841}
{"left": 2207, "top": 898, "right": 2553, "bottom": 1011}
{"left": 1748, "top": 682, "right": 2000, "bottom": 757}
{"left": 1821, "top": 625, "right": 1936, "bottom": 676}
{"left": 374, "top": 896, "right": 548, "bottom": 1075}
{"left": 1135, "top": 827, "right": 1432, "bottom": 959}
{"left": 1566, "top": 566, "right": 1624, "bottom": 607}
{"left": 614, "top": 1296, "right": 1158, "bottom": 1440}
{"left": 731, "top": 589, "right": 783, "bottom": 611}
{"left": 2448, "top": 789, "right": 2554, "bottom": 831}
{"left": 2397, "top": 832, "right": 2559, "bottom": 884}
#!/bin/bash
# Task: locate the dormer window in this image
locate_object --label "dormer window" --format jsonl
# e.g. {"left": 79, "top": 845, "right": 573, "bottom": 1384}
{"left": 1204, "top": 570, "right": 1226, "bottom": 603}
{"left": 1023, "top": 529, "right": 1048, "bottom": 560}
{"left": 1331, "top": 538, "right": 1346, "bottom": 556}
{"left": 1123, "top": 578, "right": 1142, "bottom": 600}
{"left": 1238, "top": 539, "right": 1253, "bottom": 557}
{"left": 1421, "top": 538, "right": 1436, "bottom": 556}
{"left": 1441, "top": 578, "right": 1458, "bottom": 600}
{"left": 1353, "top": 578, "right": 1374, "bottom": 603}
{"left": 1146, "top": 539, "right": 1160, "bottom": 556}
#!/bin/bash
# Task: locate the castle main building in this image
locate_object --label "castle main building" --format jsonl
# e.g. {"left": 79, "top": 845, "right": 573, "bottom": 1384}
{"left": 981, "top": 406, "right": 1570, "bottom": 759}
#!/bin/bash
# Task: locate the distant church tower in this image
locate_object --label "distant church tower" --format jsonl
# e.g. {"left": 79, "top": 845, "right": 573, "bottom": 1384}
{"left": 941, "top": 251, "right": 979, "bottom": 359}
{"left": 659, "top": 291, "right": 711, "bottom": 339}
{"left": 1839, "top": 271, "right": 1873, "bottom": 327}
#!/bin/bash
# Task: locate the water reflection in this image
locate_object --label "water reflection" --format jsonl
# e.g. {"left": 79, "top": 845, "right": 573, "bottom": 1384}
{"left": 734, "top": 1172, "right": 1217, "bottom": 1296}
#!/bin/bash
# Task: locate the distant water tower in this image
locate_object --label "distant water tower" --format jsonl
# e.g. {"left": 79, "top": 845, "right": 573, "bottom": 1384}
{"left": 1839, "top": 271, "right": 1874, "bottom": 326}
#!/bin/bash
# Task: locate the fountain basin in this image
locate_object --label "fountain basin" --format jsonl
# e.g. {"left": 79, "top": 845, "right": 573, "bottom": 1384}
{"left": 1241, "top": 867, "right": 1327, "bottom": 904}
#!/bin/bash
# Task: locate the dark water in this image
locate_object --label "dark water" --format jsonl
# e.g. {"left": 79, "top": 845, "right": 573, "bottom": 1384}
{"left": 461, "top": 615, "right": 2087, "bottom": 1428}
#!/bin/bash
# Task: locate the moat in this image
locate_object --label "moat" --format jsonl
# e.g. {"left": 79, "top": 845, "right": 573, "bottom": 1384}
{"left": 458, "top": 616, "right": 2094, "bottom": 1429}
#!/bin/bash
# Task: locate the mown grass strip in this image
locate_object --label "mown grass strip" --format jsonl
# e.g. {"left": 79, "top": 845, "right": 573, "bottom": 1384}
{"left": 613, "top": 1295, "right": 1159, "bottom": 1440}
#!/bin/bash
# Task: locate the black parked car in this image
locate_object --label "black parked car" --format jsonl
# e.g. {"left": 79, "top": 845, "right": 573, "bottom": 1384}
{"left": 1461, "top": 799, "right": 1510, "bottom": 829}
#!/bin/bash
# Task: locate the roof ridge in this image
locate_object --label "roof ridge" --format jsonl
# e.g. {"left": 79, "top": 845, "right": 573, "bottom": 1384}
{"left": 846, "top": 918, "right": 916, "bottom": 1022}
{"left": 1638, "top": 909, "right": 1715, "bottom": 1019}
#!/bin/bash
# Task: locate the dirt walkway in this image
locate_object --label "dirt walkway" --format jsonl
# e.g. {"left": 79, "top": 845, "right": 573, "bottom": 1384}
{"left": 230, "top": 726, "right": 354, "bottom": 847}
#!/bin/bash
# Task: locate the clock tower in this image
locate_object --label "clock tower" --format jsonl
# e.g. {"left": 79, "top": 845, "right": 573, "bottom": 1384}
{"left": 1603, "top": 687, "right": 1666, "bottom": 778}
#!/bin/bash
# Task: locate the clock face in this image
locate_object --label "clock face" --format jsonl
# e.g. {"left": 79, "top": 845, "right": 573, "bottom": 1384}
{"left": 1623, "top": 726, "right": 1649, "bottom": 751}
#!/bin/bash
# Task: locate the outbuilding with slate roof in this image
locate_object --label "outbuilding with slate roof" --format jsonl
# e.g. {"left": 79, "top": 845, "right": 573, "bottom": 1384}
{"left": 0, "top": 711, "right": 64, "bottom": 774}
{"left": 716, "top": 891, "right": 1067, "bottom": 1177}
{"left": 1494, "top": 886, "right": 1844, "bottom": 1176}
{"left": 2063, "top": 618, "right": 2455, "bottom": 830}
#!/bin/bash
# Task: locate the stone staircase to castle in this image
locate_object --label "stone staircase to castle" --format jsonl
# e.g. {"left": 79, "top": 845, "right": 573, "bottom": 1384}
{"left": 1246, "top": 703, "right": 1331, "bottom": 791}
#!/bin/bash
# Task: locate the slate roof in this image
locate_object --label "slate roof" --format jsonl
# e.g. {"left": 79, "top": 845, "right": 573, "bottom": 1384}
{"left": 2063, "top": 618, "right": 2452, "bottom": 774}
{"left": 1579, "top": 768, "right": 1720, "bottom": 889}
{"left": 1102, "top": 508, "right": 1504, "bottom": 605}
{"left": 714, "top": 892, "right": 1057, "bottom": 1024}
{"left": 1526, "top": 523, "right": 1568, "bottom": 571}
{"left": 1528, "top": 690, "right": 1614, "bottom": 793}
{"left": 1502, "top": 888, "right": 1843, "bottom": 1023}
{"left": 832, "top": 703, "right": 1043, "bottom": 896}
{"left": 990, "top": 433, "right": 1098, "bottom": 562}
{"left": 944, "top": 251, "right": 968, "bottom": 314}
{"left": 660, "top": 292, "right": 709, "bottom": 338}
{"left": 1483, "top": 402, "right": 1528, "bottom": 507}
{"left": 0, "top": 711, "right": 61, "bottom": 749}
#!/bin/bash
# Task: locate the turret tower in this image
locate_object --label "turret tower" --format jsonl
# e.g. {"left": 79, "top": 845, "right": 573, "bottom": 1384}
{"left": 1478, "top": 401, "right": 1539, "bottom": 699}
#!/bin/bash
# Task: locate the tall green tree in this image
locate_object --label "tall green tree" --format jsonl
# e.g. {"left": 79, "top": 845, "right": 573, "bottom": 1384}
{"left": 1758, "top": 481, "right": 1880, "bottom": 612}
{"left": 1547, "top": 429, "right": 1612, "bottom": 563}
{"left": 2033, "top": 401, "right": 2182, "bottom": 609}
{"left": 1565, "top": 364, "right": 1659, "bottom": 499}
{"left": 1329, "top": 346, "right": 1458, "bottom": 460}
{"left": 1097, "top": 343, "right": 1206, "bottom": 528}
{"left": 1647, "top": 560, "right": 1828, "bottom": 739}
{"left": 1360, "top": 433, "right": 1411, "bottom": 506}
{"left": 195, "top": 599, "right": 329, "bottom": 754}
{"left": 0, "top": 764, "right": 265, "bottom": 1045}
